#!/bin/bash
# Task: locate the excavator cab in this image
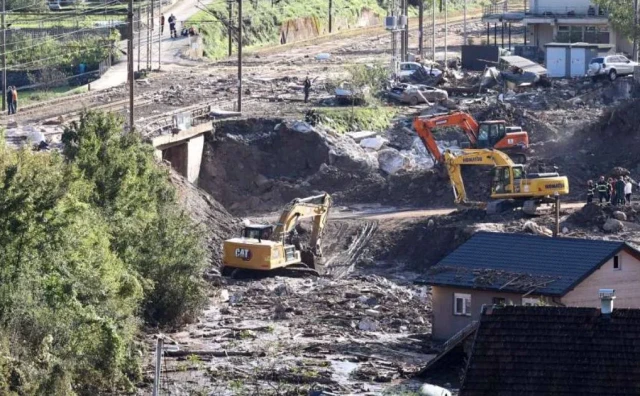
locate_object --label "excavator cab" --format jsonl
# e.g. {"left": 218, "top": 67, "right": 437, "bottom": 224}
{"left": 241, "top": 225, "right": 274, "bottom": 241}
{"left": 491, "top": 165, "right": 525, "bottom": 195}
{"left": 478, "top": 121, "right": 507, "bottom": 148}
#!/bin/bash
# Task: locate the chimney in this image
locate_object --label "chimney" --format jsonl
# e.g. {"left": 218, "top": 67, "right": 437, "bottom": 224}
{"left": 599, "top": 289, "right": 616, "bottom": 315}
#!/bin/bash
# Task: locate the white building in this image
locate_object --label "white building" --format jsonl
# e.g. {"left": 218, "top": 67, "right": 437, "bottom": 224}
{"left": 482, "top": 0, "right": 632, "bottom": 54}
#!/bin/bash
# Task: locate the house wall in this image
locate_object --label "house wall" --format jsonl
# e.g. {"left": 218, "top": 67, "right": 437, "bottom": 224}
{"left": 562, "top": 250, "right": 640, "bottom": 308}
{"left": 431, "top": 286, "right": 538, "bottom": 341}
{"left": 529, "top": 24, "right": 554, "bottom": 48}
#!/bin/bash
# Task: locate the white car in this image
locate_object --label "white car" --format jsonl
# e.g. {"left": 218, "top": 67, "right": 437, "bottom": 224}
{"left": 588, "top": 55, "right": 638, "bottom": 81}
{"left": 397, "top": 62, "right": 442, "bottom": 79}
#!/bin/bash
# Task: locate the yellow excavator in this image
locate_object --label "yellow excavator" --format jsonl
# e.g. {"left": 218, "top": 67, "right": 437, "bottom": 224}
{"left": 222, "top": 193, "right": 331, "bottom": 274}
{"left": 441, "top": 148, "right": 569, "bottom": 214}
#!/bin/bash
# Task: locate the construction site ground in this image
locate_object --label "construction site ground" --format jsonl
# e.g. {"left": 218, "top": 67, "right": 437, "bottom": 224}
{"left": 5, "top": 11, "right": 640, "bottom": 396}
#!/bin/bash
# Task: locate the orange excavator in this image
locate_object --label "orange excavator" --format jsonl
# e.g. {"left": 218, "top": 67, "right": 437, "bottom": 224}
{"left": 413, "top": 112, "right": 529, "bottom": 164}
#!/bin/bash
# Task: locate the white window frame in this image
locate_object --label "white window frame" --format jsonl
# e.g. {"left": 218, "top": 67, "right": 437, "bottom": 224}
{"left": 613, "top": 255, "right": 621, "bottom": 271}
{"left": 522, "top": 297, "right": 539, "bottom": 306}
{"left": 453, "top": 293, "right": 471, "bottom": 316}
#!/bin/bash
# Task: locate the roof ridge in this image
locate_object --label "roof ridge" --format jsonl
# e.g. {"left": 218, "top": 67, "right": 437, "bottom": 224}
{"left": 473, "top": 231, "right": 626, "bottom": 245}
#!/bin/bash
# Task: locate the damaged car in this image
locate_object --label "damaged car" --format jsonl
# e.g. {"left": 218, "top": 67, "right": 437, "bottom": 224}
{"left": 388, "top": 84, "right": 448, "bottom": 106}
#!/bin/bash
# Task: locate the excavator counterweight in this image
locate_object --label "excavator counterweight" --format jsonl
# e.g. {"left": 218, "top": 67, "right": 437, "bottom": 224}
{"left": 222, "top": 193, "right": 332, "bottom": 273}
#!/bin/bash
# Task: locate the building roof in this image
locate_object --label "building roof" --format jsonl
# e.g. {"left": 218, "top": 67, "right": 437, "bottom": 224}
{"left": 418, "top": 232, "right": 638, "bottom": 296}
{"left": 500, "top": 55, "right": 548, "bottom": 75}
{"left": 461, "top": 305, "right": 640, "bottom": 396}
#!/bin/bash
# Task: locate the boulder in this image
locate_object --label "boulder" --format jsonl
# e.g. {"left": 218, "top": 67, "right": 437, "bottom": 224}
{"left": 523, "top": 221, "right": 553, "bottom": 237}
{"left": 613, "top": 211, "right": 627, "bottom": 221}
{"left": 346, "top": 130, "right": 377, "bottom": 142}
{"left": 360, "top": 136, "right": 388, "bottom": 151}
{"left": 603, "top": 218, "right": 624, "bottom": 233}
{"left": 378, "top": 148, "right": 409, "bottom": 175}
{"left": 419, "top": 384, "right": 452, "bottom": 396}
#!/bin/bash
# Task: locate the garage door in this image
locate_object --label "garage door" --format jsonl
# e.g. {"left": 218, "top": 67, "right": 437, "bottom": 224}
{"left": 546, "top": 47, "right": 566, "bottom": 78}
{"left": 570, "top": 48, "right": 585, "bottom": 77}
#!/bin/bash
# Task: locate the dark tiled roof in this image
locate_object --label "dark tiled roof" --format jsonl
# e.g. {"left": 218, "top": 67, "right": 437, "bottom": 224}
{"left": 461, "top": 305, "right": 640, "bottom": 396}
{"left": 418, "top": 232, "right": 632, "bottom": 296}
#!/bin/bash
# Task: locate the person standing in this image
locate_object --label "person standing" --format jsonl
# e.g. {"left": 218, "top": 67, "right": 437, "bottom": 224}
{"left": 11, "top": 86, "right": 18, "bottom": 114}
{"left": 6, "top": 86, "right": 13, "bottom": 115}
{"left": 587, "top": 180, "right": 595, "bottom": 204}
{"left": 615, "top": 175, "right": 626, "bottom": 206}
{"left": 596, "top": 176, "right": 608, "bottom": 204}
{"left": 168, "top": 14, "right": 177, "bottom": 38}
{"left": 303, "top": 77, "right": 311, "bottom": 103}
{"left": 608, "top": 177, "right": 615, "bottom": 204}
{"left": 625, "top": 177, "right": 633, "bottom": 205}
{"left": 160, "top": 14, "right": 165, "bottom": 35}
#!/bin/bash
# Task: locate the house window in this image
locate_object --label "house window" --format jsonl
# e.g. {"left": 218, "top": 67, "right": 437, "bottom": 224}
{"left": 492, "top": 297, "right": 506, "bottom": 305}
{"left": 523, "top": 297, "right": 539, "bottom": 306}
{"left": 454, "top": 293, "right": 471, "bottom": 316}
{"left": 613, "top": 255, "right": 621, "bottom": 270}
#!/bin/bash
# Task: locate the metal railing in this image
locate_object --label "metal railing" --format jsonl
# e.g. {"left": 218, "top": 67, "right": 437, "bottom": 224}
{"left": 483, "top": 2, "right": 608, "bottom": 18}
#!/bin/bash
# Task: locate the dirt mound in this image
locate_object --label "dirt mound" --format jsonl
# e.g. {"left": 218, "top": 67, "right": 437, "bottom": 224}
{"left": 567, "top": 203, "right": 607, "bottom": 227}
{"left": 170, "top": 171, "right": 240, "bottom": 267}
{"left": 199, "top": 118, "right": 470, "bottom": 215}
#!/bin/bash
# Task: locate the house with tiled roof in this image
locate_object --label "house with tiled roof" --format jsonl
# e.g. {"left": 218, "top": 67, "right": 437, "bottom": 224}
{"left": 461, "top": 304, "right": 640, "bottom": 395}
{"left": 418, "top": 232, "right": 640, "bottom": 341}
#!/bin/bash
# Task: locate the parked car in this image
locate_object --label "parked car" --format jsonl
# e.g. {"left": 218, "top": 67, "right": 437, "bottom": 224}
{"left": 388, "top": 84, "right": 448, "bottom": 105}
{"left": 334, "top": 82, "right": 368, "bottom": 105}
{"left": 588, "top": 55, "right": 638, "bottom": 81}
{"left": 397, "top": 62, "right": 442, "bottom": 79}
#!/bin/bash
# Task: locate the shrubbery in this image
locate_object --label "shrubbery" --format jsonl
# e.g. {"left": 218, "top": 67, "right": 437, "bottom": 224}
{"left": 0, "top": 111, "right": 208, "bottom": 394}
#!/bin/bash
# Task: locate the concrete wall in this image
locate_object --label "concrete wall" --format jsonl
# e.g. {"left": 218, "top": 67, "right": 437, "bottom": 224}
{"left": 562, "top": 250, "right": 640, "bottom": 308}
{"left": 528, "top": 23, "right": 554, "bottom": 48}
{"left": 431, "top": 286, "right": 539, "bottom": 341}
{"left": 186, "top": 134, "right": 204, "bottom": 184}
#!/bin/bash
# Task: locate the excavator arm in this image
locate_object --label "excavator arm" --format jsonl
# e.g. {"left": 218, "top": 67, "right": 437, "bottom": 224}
{"left": 413, "top": 112, "right": 481, "bottom": 164}
{"left": 273, "top": 193, "right": 332, "bottom": 255}
{"left": 443, "top": 149, "right": 515, "bottom": 203}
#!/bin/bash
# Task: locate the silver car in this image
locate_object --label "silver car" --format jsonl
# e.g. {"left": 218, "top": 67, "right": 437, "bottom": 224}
{"left": 588, "top": 55, "right": 638, "bottom": 81}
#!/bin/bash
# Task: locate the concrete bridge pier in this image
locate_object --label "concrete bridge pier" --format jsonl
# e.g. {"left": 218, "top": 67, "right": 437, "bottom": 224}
{"left": 151, "top": 122, "right": 211, "bottom": 184}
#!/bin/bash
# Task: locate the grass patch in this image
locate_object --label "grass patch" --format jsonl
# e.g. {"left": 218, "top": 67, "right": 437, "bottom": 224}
{"left": 311, "top": 106, "right": 397, "bottom": 133}
{"left": 188, "top": 0, "right": 385, "bottom": 60}
{"left": 20, "top": 85, "right": 87, "bottom": 107}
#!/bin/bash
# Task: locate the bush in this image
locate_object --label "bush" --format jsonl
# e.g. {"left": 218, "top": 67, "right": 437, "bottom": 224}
{"left": 0, "top": 110, "right": 208, "bottom": 394}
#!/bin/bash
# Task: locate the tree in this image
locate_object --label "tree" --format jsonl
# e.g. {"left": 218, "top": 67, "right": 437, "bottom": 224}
{"left": 592, "top": 0, "right": 638, "bottom": 44}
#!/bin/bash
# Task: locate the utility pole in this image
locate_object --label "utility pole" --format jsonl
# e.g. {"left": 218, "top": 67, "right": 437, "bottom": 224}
{"left": 128, "top": 0, "right": 134, "bottom": 129}
{"left": 237, "top": 0, "right": 242, "bottom": 112}
{"left": 328, "top": 0, "right": 332, "bottom": 33}
{"left": 137, "top": 5, "right": 141, "bottom": 72}
{"left": 404, "top": 0, "right": 409, "bottom": 60}
{"left": 158, "top": 12, "right": 162, "bottom": 69}
{"left": 431, "top": 0, "right": 435, "bottom": 61}
{"left": 634, "top": 0, "right": 639, "bottom": 62}
{"left": 151, "top": 0, "right": 154, "bottom": 69}
{"left": 418, "top": 0, "right": 424, "bottom": 59}
{"left": 1, "top": 0, "right": 5, "bottom": 113}
{"left": 228, "top": 0, "right": 233, "bottom": 56}
{"left": 444, "top": 0, "right": 448, "bottom": 66}
{"left": 399, "top": 0, "right": 404, "bottom": 61}
{"left": 463, "top": 0, "right": 467, "bottom": 45}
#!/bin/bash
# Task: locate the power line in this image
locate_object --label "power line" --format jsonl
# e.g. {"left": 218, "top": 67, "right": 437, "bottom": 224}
{"left": 6, "top": 42, "right": 114, "bottom": 70}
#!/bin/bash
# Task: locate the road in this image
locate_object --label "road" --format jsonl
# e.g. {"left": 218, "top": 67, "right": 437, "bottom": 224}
{"left": 89, "top": 0, "right": 210, "bottom": 91}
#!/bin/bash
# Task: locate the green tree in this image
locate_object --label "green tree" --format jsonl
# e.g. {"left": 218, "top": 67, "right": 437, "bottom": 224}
{"left": 62, "top": 111, "right": 207, "bottom": 327}
{"left": 593, "top": 0, "right": 638, "bottom": 42}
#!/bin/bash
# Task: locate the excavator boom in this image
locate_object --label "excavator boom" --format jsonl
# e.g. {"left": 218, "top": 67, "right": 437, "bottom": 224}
{"left": 413, "top": 111, "right": 529, "bottom": 164}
